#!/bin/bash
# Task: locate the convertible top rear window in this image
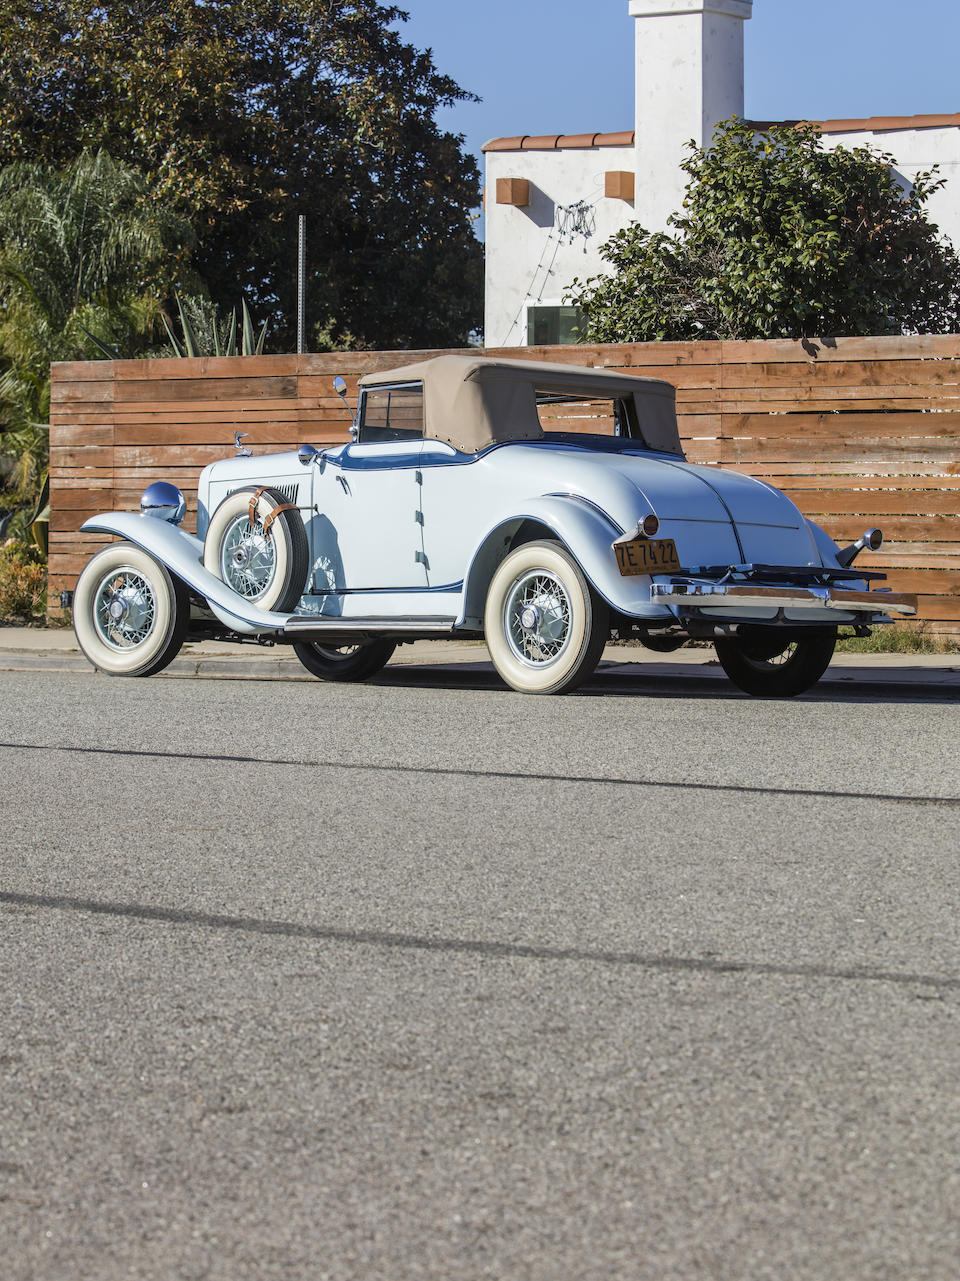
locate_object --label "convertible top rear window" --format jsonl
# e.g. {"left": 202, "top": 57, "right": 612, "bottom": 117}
{"left": 535, "top": 393, "right": 642, "bottom": 440}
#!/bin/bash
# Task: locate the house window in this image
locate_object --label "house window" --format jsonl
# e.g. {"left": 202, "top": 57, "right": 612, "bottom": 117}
{"left": 526, "top": 305, "right": 586, "bottom": 347}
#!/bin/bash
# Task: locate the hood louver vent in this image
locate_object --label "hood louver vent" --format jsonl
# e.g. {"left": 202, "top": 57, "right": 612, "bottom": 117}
{"left": 227, "top": 482, "right": 300, "bottom": 505}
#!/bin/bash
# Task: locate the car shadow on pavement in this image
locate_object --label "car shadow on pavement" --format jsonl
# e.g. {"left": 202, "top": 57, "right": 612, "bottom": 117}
{"left": 371, "top": 663, "right": 959, "bottom": 705}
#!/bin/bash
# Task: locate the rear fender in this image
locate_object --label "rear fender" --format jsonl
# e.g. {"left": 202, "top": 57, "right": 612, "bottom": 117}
{"left": 80, "top": 512, "right": 291, "bottom": 635}
{"left": 459, "top": 495, "right": 673, "bottom": 628}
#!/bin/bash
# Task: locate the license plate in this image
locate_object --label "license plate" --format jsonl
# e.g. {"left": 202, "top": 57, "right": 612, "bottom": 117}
{"left": 614, "top": 537, "right": 681, "bottom": 576}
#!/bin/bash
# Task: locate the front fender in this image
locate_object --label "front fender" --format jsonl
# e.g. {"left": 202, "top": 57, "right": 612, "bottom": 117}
{"left": 459, "top": 495, "right": 673, "bottom": 627}
{"left": 80, "top": 512, "right": 291, "bottom": 635}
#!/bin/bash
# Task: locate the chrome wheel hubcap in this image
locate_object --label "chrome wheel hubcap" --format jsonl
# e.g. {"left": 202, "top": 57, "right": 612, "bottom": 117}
{"left": 504, "top": 570, "right": 572, "bottom": 667}
{"left": 93, "top": 569, "right": 156, "bottom": 650}
{"left": 221, "top": 514, "right": 277, "bottom": 599}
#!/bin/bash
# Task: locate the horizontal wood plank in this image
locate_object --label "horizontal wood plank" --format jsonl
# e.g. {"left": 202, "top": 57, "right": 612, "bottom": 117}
{"left": 722, "top": 412, "right": 960, "bottom": 440}
{"left": 790, "top": 491, "right": 960, "bottom": 516}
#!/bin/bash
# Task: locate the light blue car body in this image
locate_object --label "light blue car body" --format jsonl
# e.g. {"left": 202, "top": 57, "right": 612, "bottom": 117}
{"left": 81, "top": 355, "right": 910, "bottom": 641}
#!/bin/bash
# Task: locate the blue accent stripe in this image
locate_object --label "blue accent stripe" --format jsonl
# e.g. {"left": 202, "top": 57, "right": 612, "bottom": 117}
{"left": 332, "top": 436, "right": 679, "bottom": 475}
{"left": 338, "top": 451, "right": 423, "bottom": 471}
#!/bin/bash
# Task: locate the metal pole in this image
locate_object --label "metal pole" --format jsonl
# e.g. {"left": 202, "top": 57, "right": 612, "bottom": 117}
{"left": 297, "top": 215, "right": 306, "bottom": 355}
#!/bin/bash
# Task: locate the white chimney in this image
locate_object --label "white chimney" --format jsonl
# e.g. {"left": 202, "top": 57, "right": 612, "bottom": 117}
{"left": 629, "top": 0, "right": 753, "bottom": 232}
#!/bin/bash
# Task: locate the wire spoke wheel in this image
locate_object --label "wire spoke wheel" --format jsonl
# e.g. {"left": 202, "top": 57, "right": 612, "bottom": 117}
{"left": 203, "top": 486, "right": 308, "bottom": 613}
{"left": 484, "top": 540, "right": 608, "bottom": 695}
{"left": 73, "top": 544, "right": 189, "bottom": 677}
{"left": 293, "top": 638, "right": 396, "bottom": 682}
{"left": 715, "top": 627, "right": 837, "bottom": 697}
{"left": 220, "top": 515, "right": 277, "bottom": 600}
{"left": 504, "top": 570, "right": 572, "bottom": 666}
{"left": 92, "top": 568, "right": 157, "bottom": 650}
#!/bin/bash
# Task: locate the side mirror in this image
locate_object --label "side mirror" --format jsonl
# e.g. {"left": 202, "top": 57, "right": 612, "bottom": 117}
{"left": 333, "top": 375, "right": 359, "bottom": 440}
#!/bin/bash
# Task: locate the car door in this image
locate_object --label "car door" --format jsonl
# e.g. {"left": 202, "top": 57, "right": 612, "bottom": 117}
{"left": 417, "top": 440, "right": 492, "bottom": 590}
{"left": 309, "top": 382, "right": 427, "bottom": 595}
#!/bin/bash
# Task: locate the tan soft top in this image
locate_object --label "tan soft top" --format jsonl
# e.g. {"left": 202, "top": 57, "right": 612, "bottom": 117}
{"left": 358, "top": 355, "right": 682, "bottom": 455}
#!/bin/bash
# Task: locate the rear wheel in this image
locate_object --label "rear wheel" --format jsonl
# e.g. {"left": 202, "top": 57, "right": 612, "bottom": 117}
{"left": 714, "top": 627, "right": 837, "bottom": 697}
{"left": 293, "top": 639, "right": 396, "bottom": 682}
{"left": 484, "top": 540, "right": 608, "bottom": 694}
{"left": 73, "top": 543, "right": 189, "bottom": 676}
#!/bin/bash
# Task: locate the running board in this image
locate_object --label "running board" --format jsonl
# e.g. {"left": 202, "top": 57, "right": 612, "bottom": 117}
{"left": 283, "top": 615, "right": 458, "bottom": 641}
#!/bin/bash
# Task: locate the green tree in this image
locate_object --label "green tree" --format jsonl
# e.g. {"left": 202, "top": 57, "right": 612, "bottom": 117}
{"left": 567, "top": 118, "right": 960, "bottom": 341}
{"left": 0, "top": 148, "right": 193, "bottom": 515}
{"left": 0, "top": 0, "right": 483, "bottom": 350}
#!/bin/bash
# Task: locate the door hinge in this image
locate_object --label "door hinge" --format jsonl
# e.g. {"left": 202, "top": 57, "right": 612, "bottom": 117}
{"left": 415, "top": 550, "right": 429, "bottom": 566}
{"left": 414, "top": 509, "right": 424, "bottom": 525}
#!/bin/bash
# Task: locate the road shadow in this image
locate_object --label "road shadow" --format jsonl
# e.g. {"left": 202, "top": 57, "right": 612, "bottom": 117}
{"left": 2, "top": 889, "right": 957, "bottom": 993}
{"left": 372, "top": 662, "right": 959, "bottom": 706}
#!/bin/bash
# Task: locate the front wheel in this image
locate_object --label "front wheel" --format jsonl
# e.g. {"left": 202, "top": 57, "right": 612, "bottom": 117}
{"left": 293, "top": 639, "right": 396, "bottom": 682}
{"left": 714, "top": 628, "right": 837, "bottom": 697}
{"left": 484, "top": 540, "right": 608, "bottom": 694}
{"left": 73, "top": 543, "right": 189, "bottom": 676}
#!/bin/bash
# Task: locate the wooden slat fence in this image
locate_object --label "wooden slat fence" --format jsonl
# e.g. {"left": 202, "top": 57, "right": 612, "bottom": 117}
{"left": 49, "top": 336, "right": 960, "bottom": 633}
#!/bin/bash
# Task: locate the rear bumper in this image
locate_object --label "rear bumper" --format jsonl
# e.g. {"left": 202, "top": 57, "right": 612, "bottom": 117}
{"left": 651, "top": 582, "right": 917, "bottom": 618}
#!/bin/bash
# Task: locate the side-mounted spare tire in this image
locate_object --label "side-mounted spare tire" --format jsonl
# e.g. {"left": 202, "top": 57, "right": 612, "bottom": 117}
{"left": 203, "top": 485, "right": 308, "bottom": 612}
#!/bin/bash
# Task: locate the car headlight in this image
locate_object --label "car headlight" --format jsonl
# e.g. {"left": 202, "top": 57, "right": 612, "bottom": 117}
{"left": 140, "top": 481, "right": 186, "bottom": 525}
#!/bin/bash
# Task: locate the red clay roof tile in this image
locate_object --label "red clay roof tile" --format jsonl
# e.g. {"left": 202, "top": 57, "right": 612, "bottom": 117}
{"left": 483, "top": 114, "right": 960, "bottom": 154}
{"left": 748, "top": 112, "right": 960, "bottom": 134}
{"left": 482, "top": 130, "right": 635, "bottom": 153}
{"left": 594, "top": 130, "right": 636, "bottom": 147}
{"left": 556, "top": 132, "right": 603, "bottom": 148}
{"left": 522, "top": 134, "right": 564, "bottom": 150}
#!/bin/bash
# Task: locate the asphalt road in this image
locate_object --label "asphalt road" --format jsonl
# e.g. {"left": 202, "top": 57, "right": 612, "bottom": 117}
{"left": 1, "top": 665, "right": 959, "bottom": 1281}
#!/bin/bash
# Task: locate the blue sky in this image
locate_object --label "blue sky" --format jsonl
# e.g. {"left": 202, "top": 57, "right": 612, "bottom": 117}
{"left": 393, "top": 0, "right": 960, "bottom": 192}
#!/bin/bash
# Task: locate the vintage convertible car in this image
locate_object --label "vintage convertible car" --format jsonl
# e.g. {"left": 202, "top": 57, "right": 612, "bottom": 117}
{"left": 70, "top": 354, "right": 916, "bottom": 696}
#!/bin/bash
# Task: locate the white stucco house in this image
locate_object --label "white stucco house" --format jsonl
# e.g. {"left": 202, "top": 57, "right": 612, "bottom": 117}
{"left": 483, "top": 0, "right": 960, "bottom": 347}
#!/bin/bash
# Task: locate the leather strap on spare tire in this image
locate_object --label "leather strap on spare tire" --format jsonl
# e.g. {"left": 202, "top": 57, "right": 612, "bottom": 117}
{"left": 248, "top": 487, "right": 267, "bottom": 526}
{"left": 262, "top": 503, "right": 299, "bottom": 539}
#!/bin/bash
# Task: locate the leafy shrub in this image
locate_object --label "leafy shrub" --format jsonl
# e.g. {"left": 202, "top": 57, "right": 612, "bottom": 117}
{"left": 0, "top": 538, "right": 46, "bottom": 620}
{"left": 568, "top": 118, "right": 960, "bottom": 342}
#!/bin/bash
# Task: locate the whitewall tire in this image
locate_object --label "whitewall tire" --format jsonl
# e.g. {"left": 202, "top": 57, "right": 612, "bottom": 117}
{"left": 484, "top": 539, "right": 608, "bottom": 694}
{"left": 203, "top": 485, "right": 308, "bottom": 612}
{"left": 73, "top": 543, "right": 189, "bottom": 677}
